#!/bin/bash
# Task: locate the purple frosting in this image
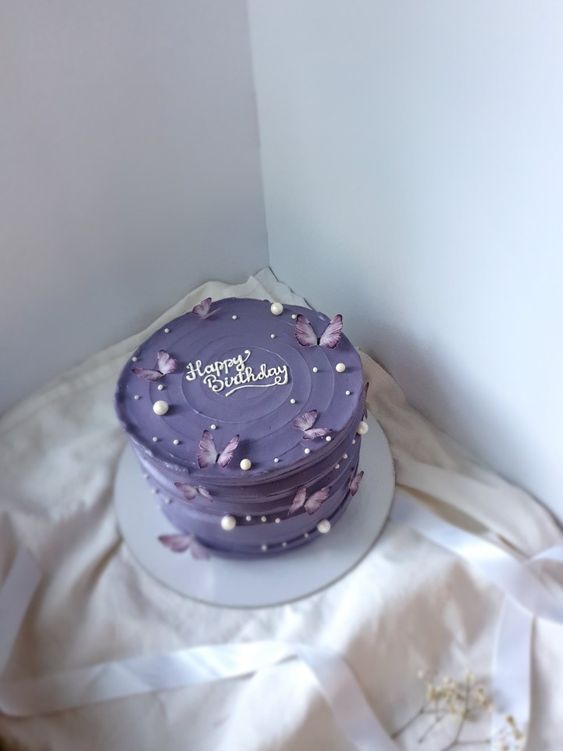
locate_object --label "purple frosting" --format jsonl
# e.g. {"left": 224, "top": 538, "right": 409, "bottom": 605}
{"left": 115, "top": 298, "right": 366, "bottom": 557}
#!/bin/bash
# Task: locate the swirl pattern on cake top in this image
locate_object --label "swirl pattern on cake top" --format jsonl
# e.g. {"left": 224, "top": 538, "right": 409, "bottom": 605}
{"left": 115, "top": 297, "right": 367, "bottom": 557}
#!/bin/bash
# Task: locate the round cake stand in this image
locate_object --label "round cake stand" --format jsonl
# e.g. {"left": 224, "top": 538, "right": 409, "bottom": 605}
{"left": 114, "top": 418, "right": 395, "bottom": 608}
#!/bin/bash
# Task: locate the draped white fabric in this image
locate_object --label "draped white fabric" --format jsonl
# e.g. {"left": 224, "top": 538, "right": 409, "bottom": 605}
{"left": 0, "top": 268, "right": 562, "bottom": 750}
{"left": 0, "top": 550, "right": 397, "bottom": 751}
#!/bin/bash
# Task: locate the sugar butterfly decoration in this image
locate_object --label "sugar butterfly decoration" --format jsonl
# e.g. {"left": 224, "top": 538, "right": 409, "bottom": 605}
{"left": 132, "top": 350, "right": 179, "bottom": 381}
{"left": 197, "top": 430, "right": 240, "bottom": 469}
{"left": 348, "top": 470, "right": 364, "bottom": 496}
{"left": 288, "top": 485, "right": 331, "bottom": 515}
{"left": 192, "top": 297, "right": 218, "bottom": 319}
{"left": 295, "top": 313, "right": 343, "bottom": 348}
{"left": 292, "top": 409, "right": 332, "bottom": 440}
{"left": 158, "top": 533, "right": 209, "bottom": 559}
{"left": 174, "top": 482, "right": 212, "bottom": 501}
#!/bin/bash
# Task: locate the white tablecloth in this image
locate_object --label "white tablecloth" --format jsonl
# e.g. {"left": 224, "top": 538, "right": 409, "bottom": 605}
{"left": 0, "top": 268, "right": 561, "bottom": 750}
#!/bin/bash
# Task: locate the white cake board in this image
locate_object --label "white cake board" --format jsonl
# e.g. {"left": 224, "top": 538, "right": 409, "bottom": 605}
{"left": 114, "top": 418, "right": 395, "bottom": 608}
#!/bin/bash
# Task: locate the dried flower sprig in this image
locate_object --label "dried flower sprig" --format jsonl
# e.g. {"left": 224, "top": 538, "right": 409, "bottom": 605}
{"left": 391, "top": 670, "right": 525, "bottom": 750}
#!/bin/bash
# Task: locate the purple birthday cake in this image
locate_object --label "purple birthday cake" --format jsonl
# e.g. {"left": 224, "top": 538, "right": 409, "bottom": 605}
{"left": 115, "top": 297, "right": 368, "bottom": 558}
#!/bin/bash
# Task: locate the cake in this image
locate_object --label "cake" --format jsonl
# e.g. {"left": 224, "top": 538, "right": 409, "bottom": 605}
{"left": 115, "top": 297, "right": 368, "bottom": 558}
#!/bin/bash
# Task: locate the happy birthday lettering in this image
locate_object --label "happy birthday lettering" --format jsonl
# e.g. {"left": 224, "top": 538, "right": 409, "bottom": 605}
{"left": 185, "top": 349, "right": 289, "bottom": 397}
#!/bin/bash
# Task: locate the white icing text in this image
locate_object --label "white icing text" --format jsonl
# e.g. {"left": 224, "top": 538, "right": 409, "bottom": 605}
{"left": 185, "top": 349, "right": 289, "bottom": 397}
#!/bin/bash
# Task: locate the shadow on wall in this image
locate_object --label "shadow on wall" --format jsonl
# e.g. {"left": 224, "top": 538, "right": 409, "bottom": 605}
{"left": 370, "top": 322, "right": 563, "bottom": 526}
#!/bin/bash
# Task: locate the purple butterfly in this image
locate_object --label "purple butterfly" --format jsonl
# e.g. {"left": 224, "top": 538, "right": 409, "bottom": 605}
{"left": 349, "top": 470, "right": 364, "bottom": 496}
{"left": 197, "top": 430, "right": 240, "bottom": 469}
{"left": 158, "top": 533, "right": 210, "bottom": 559}
{"left": 288, "top": 485, "right": 331, "bottom": 515}
{"left": 192, "top": 297, "right": 217, "bottom": 319}
{"left": 132, "top": 350, "right": 179, "bottom": 381}
{"left": 174, "top": 482, "right": 212, "bottom": 501}
{"left": 292, "top": 409, "right": 332, "bottom": 440}
{"left": 295, "top": 314, "right": 343, "bottom": 348}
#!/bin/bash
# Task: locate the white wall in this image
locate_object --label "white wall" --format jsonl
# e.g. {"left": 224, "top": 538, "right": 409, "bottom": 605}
{"left": 0, "top": 0, "right": 267, "bottom": 411}
{"left": 248, "top": 1, "right": 563, "bottom": 518}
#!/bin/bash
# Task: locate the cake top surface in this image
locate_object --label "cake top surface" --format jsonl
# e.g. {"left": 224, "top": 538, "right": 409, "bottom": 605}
{"left": 115, "top": 297, "right": 364, "bottom": 480}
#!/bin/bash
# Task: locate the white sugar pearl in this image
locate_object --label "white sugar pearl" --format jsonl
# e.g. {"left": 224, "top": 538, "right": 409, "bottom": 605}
{"left": 282, "top": 541, "right": 287, "bottom": 547}
{"left": 274, "top": 457, "right": 280, "bottom": 463}
{"left": 210, "top": 424, "right": 217, "bottom": 430}
{"left": 357, "top": 420, "right": 369, "bottom": 435}
{"left": 312, "top": 366, "right": 318, "bottom": 373}
{"left": 345, "top": 390, "right": 351, "bottom": 396}
{"left": 291, "top": 313, "right": 297, "bottom": 320}
{"left": 221, "top": 515, "right": 237, "bottom": 532}
{"left": 152, "top": 436, "right": 159, "bottom": 442}
{"left": 172, "top": 439, "right": 181, "bottom": 446}
{"left": 261, "top": 544, "right": 268, "bottom": 551}
{"left": 290, "top": 398, "right": 296, "bottom": 404}
{"left": 240, "top": 458, "right": 252, "bottom": 471}
{"left": 157, "top": 384, "right": 165, "bottom": 391}
{"left": 270, "top": 302, "right": 284, "bottom": 316}
{"left": 245, "top": 515, "right": 252, "bottom": 522}
{"left": 317, "top": 519, "right": 331, "bottom": 534}
{"left": 232, "top": 314, "right": 238, "bottom": 320}
{"left": 261, "top": 515, "right": 267, "bottom": 522}
{"left": 343, "top": 453, "right": 348, "bottom": 459}
{"left": 304, "top": 448, "right": 311, "bottom": 455}
{"left": 152, "top": 400, "right": 169, "bottom": 416}
{"left": 275, "top": 518, "right": 281, "bottom": 524}
{"left": 325, "top": 435, "right": 332, "bottom": 442}
{"left": 270, "top": 333, "right": 276, "bottom": 339}
{"left": 304, "top": 532, "right": 310, "bottom": 539}
{"left": 335, "top": 464, "right": 340, "bottom": 470}
{"left": 164, "top": 327, "right": 170, "bottom": 334}
{"left": 131, "top": 356, "right": 138, "bottom": 362}
{"left": 352, "top": 439, "right": 356, "bottom": 444}
{"left": 133, "top": 394, "right": 141, "bottom": 400}
{"left": 335, "top": 362, "right": 346, "bottom": 373}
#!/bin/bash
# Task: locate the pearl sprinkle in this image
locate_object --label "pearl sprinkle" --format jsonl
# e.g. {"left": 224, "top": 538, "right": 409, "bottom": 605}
{"left": 221, "top": 515, "right": 236, "bottom": 532}
{"left": 357, "top": 420, "right": 369, "bottom": 435}
{"left": 152, "top": 400, "right": 169, "bottom": 416}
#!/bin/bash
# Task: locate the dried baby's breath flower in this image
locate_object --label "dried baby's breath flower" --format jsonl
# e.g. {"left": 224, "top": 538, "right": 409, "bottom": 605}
{"left": 392, "top": 668, "right": 525, "bottom": 750}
